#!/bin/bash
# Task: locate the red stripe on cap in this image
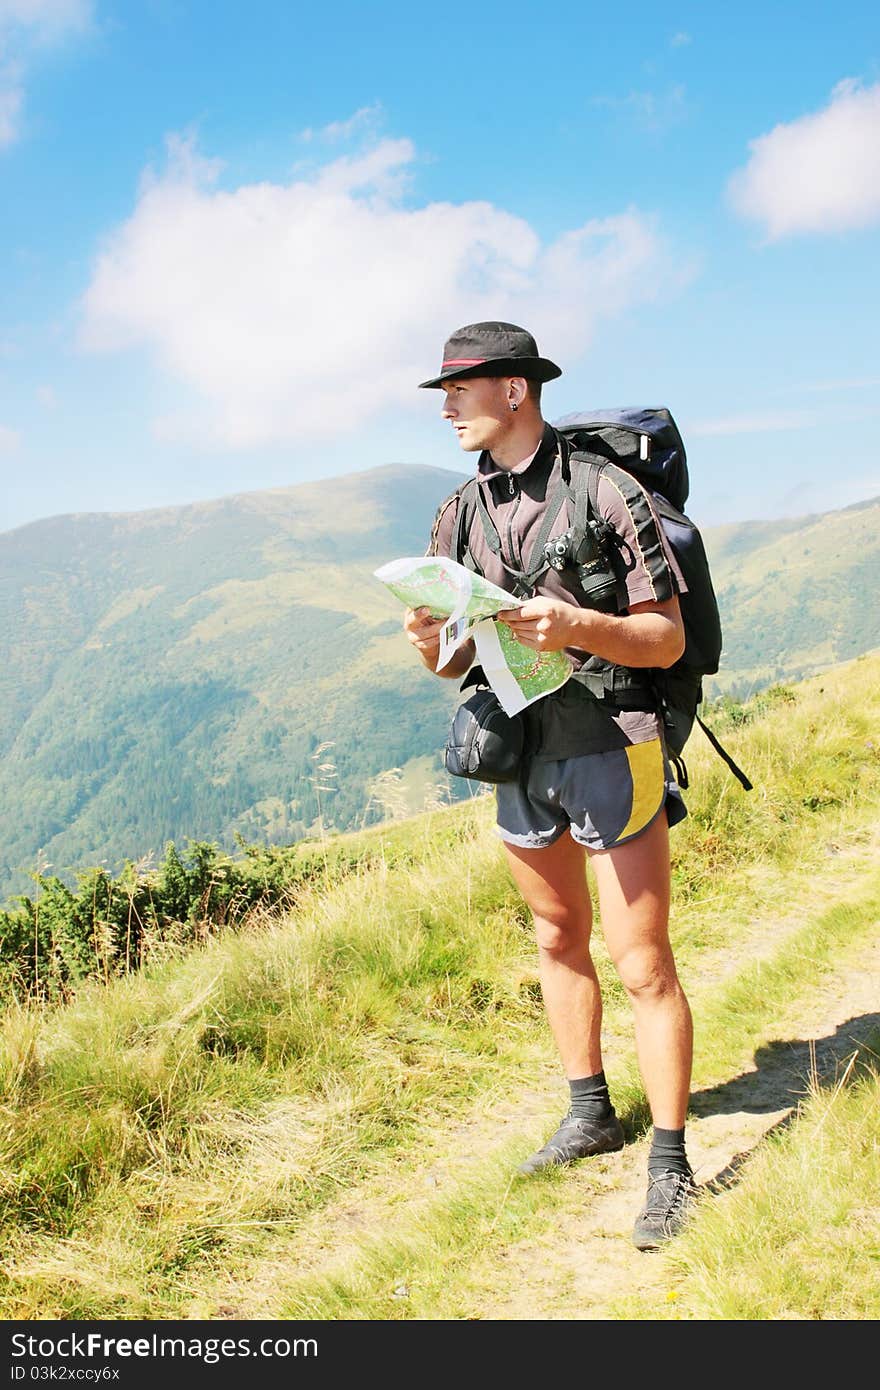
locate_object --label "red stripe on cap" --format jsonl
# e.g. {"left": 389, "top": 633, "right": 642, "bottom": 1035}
{"left": 441, "top": 358, "right": 486, "bottom": 368}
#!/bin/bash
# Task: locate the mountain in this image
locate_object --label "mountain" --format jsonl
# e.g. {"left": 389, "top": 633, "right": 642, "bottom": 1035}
{"left": 1, "top": 469, "right": 878, "bottom": 902}
{"left": 702, "top": 494, "right": 880, "bottom": 699}
{"left": 0, "top": 464, "right": 468, "bottom": 900}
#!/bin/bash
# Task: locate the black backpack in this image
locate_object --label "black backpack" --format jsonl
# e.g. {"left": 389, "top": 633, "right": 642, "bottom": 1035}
{"left": 554, "top": 408, "right": 750, "bottom": 790}
{"left": 454, "top": 407, "right": 752, "bottom": 791}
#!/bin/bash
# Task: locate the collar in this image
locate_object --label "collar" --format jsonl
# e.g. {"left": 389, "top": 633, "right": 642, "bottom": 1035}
{"left": 476, "top": 422, "right": 558, "bottom": 486}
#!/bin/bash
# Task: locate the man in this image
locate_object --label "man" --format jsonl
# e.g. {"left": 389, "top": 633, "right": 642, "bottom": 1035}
{"left": 403, "top": 321, "right": 696, "bottom": 1251}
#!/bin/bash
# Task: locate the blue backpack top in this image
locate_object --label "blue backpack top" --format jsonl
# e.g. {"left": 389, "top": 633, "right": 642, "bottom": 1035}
{"left": 553, "top": 406, "right": 690, "bottom": 511}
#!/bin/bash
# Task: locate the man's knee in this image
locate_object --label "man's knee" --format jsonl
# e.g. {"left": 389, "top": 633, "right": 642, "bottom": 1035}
{"left": 613, "top": 943, "right": 678, "bottom": 1001}
{"left": 533, "top": 906, "right": 590, "bottom": 957}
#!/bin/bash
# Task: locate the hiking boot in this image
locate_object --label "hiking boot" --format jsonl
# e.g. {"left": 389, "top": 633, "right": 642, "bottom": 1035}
{"left": 632, "top": 1168, "right": 696, "bottom": 1251}
{"left": 518, "top": 1111, "right": 625, "bottom": 1175}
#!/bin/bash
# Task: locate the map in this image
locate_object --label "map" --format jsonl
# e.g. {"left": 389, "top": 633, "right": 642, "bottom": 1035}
{"left": 374, "top": 556, "right": 572, "bottom": 714}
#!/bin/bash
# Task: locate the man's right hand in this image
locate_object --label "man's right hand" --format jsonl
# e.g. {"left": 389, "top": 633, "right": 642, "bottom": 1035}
{"left": 403, "top": 606, "right": 445, "bottom": 666}
{"left": 403, "top": 607, "right": 475, "bottom": 677}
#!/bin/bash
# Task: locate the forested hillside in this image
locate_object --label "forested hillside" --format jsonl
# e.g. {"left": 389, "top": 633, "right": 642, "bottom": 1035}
{"left": 0, "top": 464, "right": 467, "bottom": 900}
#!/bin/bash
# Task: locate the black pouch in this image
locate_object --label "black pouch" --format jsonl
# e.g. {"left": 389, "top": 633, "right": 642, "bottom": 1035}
{"left": 445, "top": 684, "right": 524, "bottom": 784}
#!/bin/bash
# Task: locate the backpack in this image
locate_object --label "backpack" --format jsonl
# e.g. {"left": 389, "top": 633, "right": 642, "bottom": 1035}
{"left": 453, "top": 407, "right": 752, "bottom": 791}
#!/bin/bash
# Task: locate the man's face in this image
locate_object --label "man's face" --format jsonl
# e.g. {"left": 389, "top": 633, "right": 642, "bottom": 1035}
{"left": 439, "top": 375, "right": 513, "bottom": 452}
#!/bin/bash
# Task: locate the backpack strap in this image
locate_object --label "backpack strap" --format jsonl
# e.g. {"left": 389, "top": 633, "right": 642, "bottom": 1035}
{"left": 652, "top": 671, "right": 753, "bottom": 791}
{"left": 694, "top": 714, "right": 754, "bottom": 791}
{"left": 559, "top": 443, "right": 655, "bottom": 706}
{"left": 452, "top": 477, "right": 479, "bottom": 570}
{"left": 466, "top": 447, "right": 570, "bottom": 596}
{"left": 553, "top": 430, "right": 599, "bottom": 538}
{"left": 560, "top": 445, "right": 628, "bottom": 580}
{"left": 569, "top": 444, "right": 594, "bottom": 542}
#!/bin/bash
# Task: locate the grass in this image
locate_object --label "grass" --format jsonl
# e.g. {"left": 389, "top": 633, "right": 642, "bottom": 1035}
{"left": 266, "top": 866, "right": 880, "bottom": 1321}
{"left": 0, "top": 652, "right": 879, "bottom": 1319}
{"left": 0, "top": 813, "right": 548, "bottom": 1318}
{"left": 614, "top": 1036, "right": 880, "bottom": 1320}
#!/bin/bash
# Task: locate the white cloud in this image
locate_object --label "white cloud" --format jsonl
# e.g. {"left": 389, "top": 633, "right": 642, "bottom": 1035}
{"left": 728, "top": 78, "right": 880, "bottom": 238}
{"left": 670, "top": 32, "right": 691, "bottom": 47}
{"left": 0, "top": 0, "right": 91, "bottom": 147}
{"left": 0, "top": 68, "right": 22, "bottom": 146}
{"left": 300, "top": 104, "right": 382, "bottom": 145}
{"left": 687, "top": 410, "right": 817, "bottom": 437}
{"left": 0, "top": 424, "right": 21, "bottom": 452}
{"left": 776, "top": 472, "right": 880, "bottom": 515}
{"left": 80, "top": 133, "right": 672, "bottom": 450}
{"left": 592, "top": 85, "right": 687, "bottom": 134}
{"left": 772, "top": 375, "right": 880, "bottom": 395}
{"left": 0, "top": 2, "right": 90, "bottom": 37}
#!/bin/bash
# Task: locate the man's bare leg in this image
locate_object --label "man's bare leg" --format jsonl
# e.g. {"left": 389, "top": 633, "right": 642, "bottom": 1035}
{"left": 503, "top": 830, "right": 600, "bottom": 1077}
{"left": 589, "top": 810, "right": 696, "bottom": 1249}
{"left": 588, "top": 812, "right": 692, "bottom": 1129}
{"left": 504, "top": 831, "right": 625, "bottom": 1171}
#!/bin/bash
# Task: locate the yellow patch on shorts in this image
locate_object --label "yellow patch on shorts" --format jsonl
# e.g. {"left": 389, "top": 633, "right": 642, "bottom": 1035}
{"left": 618, "top": 738, "right": 666, "bottom": 841}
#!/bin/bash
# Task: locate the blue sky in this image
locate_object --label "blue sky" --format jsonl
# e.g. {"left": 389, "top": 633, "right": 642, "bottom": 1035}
{"left": 1, "top": 0, "right": 879, "bottom": 533}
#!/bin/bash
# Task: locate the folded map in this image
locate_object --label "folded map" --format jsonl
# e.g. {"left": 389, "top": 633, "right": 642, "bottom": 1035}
{"left": 374, "top": 555, "right": 571, "bottom": 715}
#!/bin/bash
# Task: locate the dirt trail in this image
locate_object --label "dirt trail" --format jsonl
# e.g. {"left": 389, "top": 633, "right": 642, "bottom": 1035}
{"left": 483, "top": 937, "right": 880, "bottom": 1319}
{"left": 203, "top": 825, "right": 880, "bottom": 1322}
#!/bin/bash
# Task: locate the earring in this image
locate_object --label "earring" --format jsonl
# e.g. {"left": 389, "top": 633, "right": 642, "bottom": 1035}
{"left": 510, "top": 401, "right": 518, "bottom": 412}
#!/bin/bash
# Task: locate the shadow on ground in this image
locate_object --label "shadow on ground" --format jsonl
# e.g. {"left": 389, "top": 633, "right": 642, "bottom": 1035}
{"left": 688, "top": 1010, "right": 880, "bottom": 1192}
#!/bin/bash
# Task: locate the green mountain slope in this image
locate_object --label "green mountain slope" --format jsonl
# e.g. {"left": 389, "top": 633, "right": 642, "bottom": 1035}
{"left": 0, "top": 464, "right": 467, "bottom": 900}
{"left": 1, "top": 469, "right": 878, "bottom": 902}
{"left": 703, "top": 495, "right": 880, "bottom": 698}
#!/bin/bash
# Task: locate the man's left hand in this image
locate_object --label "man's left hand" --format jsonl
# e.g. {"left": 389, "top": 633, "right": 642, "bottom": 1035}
{"left": 495, "top": 597, "right": 584, "bottom": 652}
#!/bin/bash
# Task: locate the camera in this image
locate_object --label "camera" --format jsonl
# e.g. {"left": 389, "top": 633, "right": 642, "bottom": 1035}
{"left": 543, "top": 522, "right": 619, "bottom": 611}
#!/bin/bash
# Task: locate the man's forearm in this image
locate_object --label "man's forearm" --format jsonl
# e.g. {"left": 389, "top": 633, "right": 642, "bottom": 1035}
{"left": 571, "top": 607, "right": 684, "bottom": 669}
{"left": 420, "top": 638, "right": 476, "bottom": 679}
